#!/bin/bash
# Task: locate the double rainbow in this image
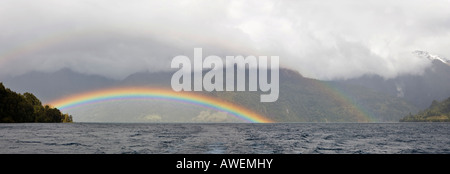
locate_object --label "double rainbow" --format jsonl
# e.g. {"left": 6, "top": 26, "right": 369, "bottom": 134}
{"left": 48, "top": 87, "right": 273, "bottom": 123}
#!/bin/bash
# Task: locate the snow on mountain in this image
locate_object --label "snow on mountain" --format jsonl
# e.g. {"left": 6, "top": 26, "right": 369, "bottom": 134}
{"left": 413, "top": 50, "right": 450, "bottom": 65}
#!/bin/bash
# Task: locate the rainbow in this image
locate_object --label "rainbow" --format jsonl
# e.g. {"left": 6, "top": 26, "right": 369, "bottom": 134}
{"left": 0, "top": 30, "right": 91, "bottom": 66}
{"left": 0, "top": 28, "right": 266, "bottom": 67}
{"left": 1, "top": 28, "right": 372, "bottom": 123}
{"left": 48, "top": 87, "right": 273, "bottom": 123}
{"left": 313, "top": 81, "right": 374, "bottom": 122}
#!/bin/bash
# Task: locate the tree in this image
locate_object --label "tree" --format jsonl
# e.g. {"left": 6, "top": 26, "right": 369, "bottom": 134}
{"left": 23, "top": 92, "right": 42, "bottom": 106}
{"left": 0, "top": 82, "right": 73, "bottom": 123}
{"left": 401, "top": 97, "right": 450, "bottom": 122}
{"left": 62, "top": 114, "right": 73, "bottom": 123}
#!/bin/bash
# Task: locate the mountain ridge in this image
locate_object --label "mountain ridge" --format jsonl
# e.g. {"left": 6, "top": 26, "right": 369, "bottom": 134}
{"left": 1, "top": 67, "right": 420, "bottom": 122}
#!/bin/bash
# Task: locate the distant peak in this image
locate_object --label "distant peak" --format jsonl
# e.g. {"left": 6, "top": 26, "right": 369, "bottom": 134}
{"left": 413, "top": 50, "right": 450, "bottom": 66}
{"left": 280, "top": 68, "right": 304, "bottom": 78}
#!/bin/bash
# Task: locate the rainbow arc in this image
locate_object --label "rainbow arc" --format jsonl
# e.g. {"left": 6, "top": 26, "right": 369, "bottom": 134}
{"left": 48, "top": 87, "right": 273, "bottom": 123}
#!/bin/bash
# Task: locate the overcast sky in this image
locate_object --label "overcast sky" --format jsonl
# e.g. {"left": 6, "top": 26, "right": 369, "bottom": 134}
{"left": 0, "top": 0, "right": 449, "bottom": 80}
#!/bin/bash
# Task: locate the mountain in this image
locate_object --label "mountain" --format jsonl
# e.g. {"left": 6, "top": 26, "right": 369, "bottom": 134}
{"left": 201, "top": 68, "right": 417, "bottom": 122}
{"left": 400, "top": 97, "right": 450, "bottom": 122}
{"left": 1, "top": 68, "right": 116, "bottom": 103}
{"left": 337, "top": 55, "right": 450, "bottom": 109}
{"left": 1, "top": 67, "right": 419, "bottom": 122}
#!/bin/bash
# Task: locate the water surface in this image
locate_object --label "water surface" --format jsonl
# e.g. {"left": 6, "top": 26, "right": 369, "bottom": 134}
{"left": 1, "top": 123, "right": 449, "bottom": 154}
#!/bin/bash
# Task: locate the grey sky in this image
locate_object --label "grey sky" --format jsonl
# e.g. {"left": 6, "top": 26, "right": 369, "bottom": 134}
{"left": 0, "top": 0, "right": 449, "bottom": 80}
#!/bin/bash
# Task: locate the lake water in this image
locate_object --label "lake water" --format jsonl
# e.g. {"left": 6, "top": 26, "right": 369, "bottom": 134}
{"left": 1, "top": 123, "right": 449, "bottom": 154}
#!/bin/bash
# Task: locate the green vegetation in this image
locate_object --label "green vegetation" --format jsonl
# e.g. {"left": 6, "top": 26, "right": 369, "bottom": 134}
{"left": 0, "top": 82, "right": 73, "bottom": 123}
{"left": 400, "top": 97, "right": 450, "bottom": 122}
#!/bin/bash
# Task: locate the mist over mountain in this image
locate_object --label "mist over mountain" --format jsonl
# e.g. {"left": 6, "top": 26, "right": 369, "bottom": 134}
{"left": 1, "top": 66, "right": 420, "bottom": 122}
{"left": 1, "top": 1, "right": 450, "bottom": 81}
{"left": 336, "top": 58, "right": 450, "bottom": 109}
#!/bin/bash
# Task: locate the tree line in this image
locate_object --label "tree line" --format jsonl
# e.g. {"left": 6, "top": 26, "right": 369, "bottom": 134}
{"left": 0, "top": 82, "right": 72, "bottom": 123}
{"left": 400, "top": 97, "right": 450, "bottom": 122}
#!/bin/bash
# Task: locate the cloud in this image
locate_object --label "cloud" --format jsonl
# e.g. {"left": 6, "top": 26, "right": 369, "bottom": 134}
{"left": 141, "top": 114, "right": 162, "bottom": 122}
{"left": 191, "top": 110, "right": 241, "bottom": 123}
{"left": 1, "top": 0, "right": 449, "bottom": 80}
{"left": 395, "top": 82, "right": 405, "bottom": 98}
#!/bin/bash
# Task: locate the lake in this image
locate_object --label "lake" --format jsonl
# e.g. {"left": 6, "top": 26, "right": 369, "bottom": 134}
{"left": 1, "top": 123, "right": 449, "bottom": 154}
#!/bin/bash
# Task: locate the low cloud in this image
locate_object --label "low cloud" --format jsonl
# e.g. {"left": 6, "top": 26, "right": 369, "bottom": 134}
{"left": 1, "top": 0, "right": 449, "bottom": 80}
{"left": 141, "top": 114, "right": 163, "bottom": 122}
{"left": 192, "top": 110, "right": 241, "bottom": 123}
